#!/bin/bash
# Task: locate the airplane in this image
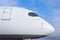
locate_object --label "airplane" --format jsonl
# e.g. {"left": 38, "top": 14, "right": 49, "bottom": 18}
{"left": 0, "top": 6, "right": 55, "bottom": 40}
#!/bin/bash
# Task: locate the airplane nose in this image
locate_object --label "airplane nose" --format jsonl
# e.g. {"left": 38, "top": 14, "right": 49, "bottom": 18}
{"left": 47, "top": 25, "right": 55, "bottom": 35}
{"left": 32, "top": 17, "right": 55, "bottom": 36}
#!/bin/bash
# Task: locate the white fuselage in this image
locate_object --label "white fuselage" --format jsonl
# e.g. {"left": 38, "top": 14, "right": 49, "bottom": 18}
{"left": 0, "top": 6, "right": 55, "bottom": 39}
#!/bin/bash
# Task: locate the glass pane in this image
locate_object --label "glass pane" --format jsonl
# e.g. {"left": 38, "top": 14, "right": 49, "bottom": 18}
{"left": 28, "top": 12, "right": 38, "bottom": 17}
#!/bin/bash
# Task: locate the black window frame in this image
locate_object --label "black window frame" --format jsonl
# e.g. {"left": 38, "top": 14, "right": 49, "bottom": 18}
{"left": 28, "top": 12, "right": 38, "bottom": 17}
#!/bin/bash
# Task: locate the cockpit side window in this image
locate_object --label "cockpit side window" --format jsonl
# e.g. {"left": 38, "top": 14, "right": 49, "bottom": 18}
{"left": 28, "top": 12, "right": 38, "bottom": 17}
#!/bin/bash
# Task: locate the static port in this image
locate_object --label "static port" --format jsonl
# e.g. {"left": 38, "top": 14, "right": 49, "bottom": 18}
{"left": 41, "top": 23, "right": 43, "bottom": 26}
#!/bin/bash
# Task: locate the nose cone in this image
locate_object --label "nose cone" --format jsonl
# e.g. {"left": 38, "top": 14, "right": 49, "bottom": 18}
{"left": 37, "top": 17, "right": 55, "bottom": 36}
{"left": 47, "top": 25, "right": 55, "bottom": 35}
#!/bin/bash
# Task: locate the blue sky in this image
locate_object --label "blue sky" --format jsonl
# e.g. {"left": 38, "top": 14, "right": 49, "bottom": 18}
{"left": 0, "top": 0, "right": 60, "bottom": 40}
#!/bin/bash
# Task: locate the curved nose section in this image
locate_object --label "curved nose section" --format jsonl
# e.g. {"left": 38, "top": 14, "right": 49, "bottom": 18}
{"left": 35, "top": 17, "right": 55, "bottom": 35}
{"left": 46, "top": 25, "right": 55, "bottom": 35}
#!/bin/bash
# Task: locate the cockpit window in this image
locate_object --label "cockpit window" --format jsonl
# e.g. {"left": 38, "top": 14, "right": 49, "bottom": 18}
{"left": 28, "top": 12, "right": 38, "bottom": 17}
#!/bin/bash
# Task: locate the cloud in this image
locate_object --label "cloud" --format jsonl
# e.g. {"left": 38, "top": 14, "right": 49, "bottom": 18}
{"left": 0, "top": 0, "right": 19, "bottom": 6}
{"left": 36, "top": 38, "right": 51, "bottom": 40}
{"left": 38, "top": 0, "right": 60, "bottom": 10}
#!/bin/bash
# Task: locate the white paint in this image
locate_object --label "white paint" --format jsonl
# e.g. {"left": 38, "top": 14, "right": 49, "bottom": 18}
{"left": 1, "top": 8, "right": 12, "bottom": 20}
{"left": 0, "top": 6, "right": 55, "bottom": 38}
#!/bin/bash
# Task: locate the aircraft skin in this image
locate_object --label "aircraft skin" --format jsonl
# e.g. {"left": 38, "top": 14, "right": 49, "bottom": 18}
{"left": 0, "top": 6, "right": 55, "bottom": 40}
